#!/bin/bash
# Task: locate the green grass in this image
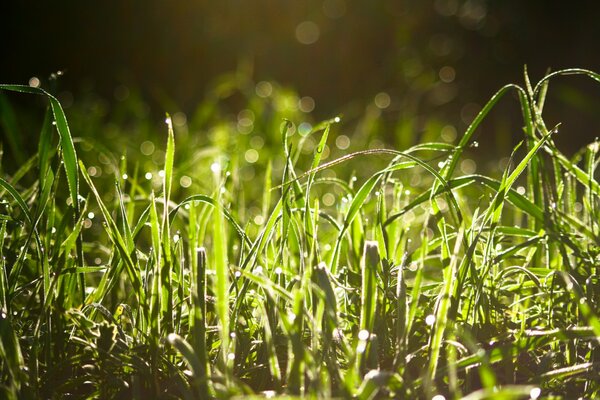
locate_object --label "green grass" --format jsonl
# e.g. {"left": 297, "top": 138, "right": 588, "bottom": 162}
{"left": 2, "top": 69, "right": 600, "bottom": 399}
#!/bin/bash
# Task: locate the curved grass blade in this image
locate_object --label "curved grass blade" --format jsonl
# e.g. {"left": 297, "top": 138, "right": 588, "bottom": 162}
{"left": 0, "top": 85, "right": 79, "bottom": 215}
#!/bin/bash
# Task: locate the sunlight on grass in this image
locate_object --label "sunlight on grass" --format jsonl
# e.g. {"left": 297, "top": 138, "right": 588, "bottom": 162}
{"left": 1, "top": 69, "right": 600, "bottom": 398}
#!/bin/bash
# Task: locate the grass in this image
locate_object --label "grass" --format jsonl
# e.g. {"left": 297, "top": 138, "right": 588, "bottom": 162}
{"left": 1, "top": 68, "right": 600, "bottom": 399}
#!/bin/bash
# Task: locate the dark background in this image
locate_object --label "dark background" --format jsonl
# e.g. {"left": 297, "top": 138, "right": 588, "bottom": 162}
{"left": 2, "top": 0, "right": 600, "bottom": 151}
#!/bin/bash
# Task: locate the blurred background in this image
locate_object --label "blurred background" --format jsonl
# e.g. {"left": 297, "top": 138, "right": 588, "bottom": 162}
{"left": 2, "top": 0, "right": 600, "bottom": 155}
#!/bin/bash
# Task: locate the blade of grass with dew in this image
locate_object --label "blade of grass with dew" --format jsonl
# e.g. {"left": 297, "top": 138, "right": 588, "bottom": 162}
{"left": 37, "top": 107, "right": 54, "bottom": 188}
{"left": 330, "top": 174, "right": 381, "bottom": 273}
{"left": 427, "top": 223, "right": 464, "bottom": 387}
{"left": 358, "top": 241, "right": 380, "bottom": 375}
{"left": 0, "top": 221, "right": 7, "bottom": 312}
{"left": 0, "top": 313, "right": 24, "bottom": 391}
{"left": 0, "top": 85, "right": 79, "bottom": 216}
{"left": 161, "top": 115, "right": 175, "bottom": 334}
{"left": 0, "top": 177, "right": 44, "bottom": 291}
{"left": 212, "top": 161, "right": 231, "bottom": 379}
{"left": 169, "top": 194, "right": 249, "bottom": 246}
{"left": 189, "top": 246, "right": 211, "bottom": 397}
{"left": 149, "top": 191, "right": 162, "bottom": 339}
{"left": 167, "top": 333, "right": 204, "bottom": 395}
{"left": 79, "top": 161, "right": 145, "bottom": 307}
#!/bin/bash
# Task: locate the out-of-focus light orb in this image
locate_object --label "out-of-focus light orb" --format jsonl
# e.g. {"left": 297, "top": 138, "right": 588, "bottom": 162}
{"left": 173, "top": 112, "right": 187, "bottom": 127}
{"left": 238, "top": 109, "right": 255, "bottom": 124}
{"left": 299, "top": 96, "right": 315, "bottom": 113}
{"left": 296, "top": 21, "right": 320, "bottom": 45}
{"left": 460, "top": 159, "right": 476, "bottom": 174}
{"left": 441, "top": 125, "right": 457, "bottom": 142}
{"left": 322, "top": 193, "right": 335, "bottom": 207}
{"left": 255, "top": 81, "right": 273, "bottom": 98}
{"left": 88, "top": 166, "right": 100, "bottom": 177}
{"left": 140, "top": 141, "right": 155, "bottom": 156}
{"left": 374, "top": 92, "right": 391, "bottom": 109}
{"left": 179, "top": 176, "right": 192, "bottom": 188}
{"left": 439, "top": 66, "right": 456, "bottom": 83}
{"left": 298, "top": 122, "right": 312, "bottom": 136}
{"left": 245, "top": 149, "right": 259, "bottom": 164}
{"left": 335, "top": 135, "right": 350, "bottom": 150}
{"left": 29, "top": 77, "right": 41, "bottom": 88}
{"left": 323, "top": 0, "right": 346, "bottom": 19}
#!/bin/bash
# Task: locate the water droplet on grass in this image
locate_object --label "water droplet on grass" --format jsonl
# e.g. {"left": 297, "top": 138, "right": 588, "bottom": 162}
{"left": 425, "top": 314, "right": 436, "bottom": 326}
{"left": 358, "top": 329, "right": 370, "bottom": 340}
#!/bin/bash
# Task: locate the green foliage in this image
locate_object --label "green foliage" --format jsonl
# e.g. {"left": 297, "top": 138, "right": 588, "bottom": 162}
{"left": 2, "top": 69, "right": 600, "bottom": 399}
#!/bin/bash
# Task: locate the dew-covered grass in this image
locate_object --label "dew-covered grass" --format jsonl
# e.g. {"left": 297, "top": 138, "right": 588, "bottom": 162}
{"left": 1, "top": 69, "right": 600, "bottom": 399}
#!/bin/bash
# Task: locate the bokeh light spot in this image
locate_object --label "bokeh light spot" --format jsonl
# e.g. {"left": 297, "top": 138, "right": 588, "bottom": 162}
{"left": 296, "top": 21, "right": 320, "bottom": 45}
{"left": 173, "top": 112, "right": 187, "bottom": 127}
{"left": 141, "top": 141, "right": 155, "bottom": 156}
{"left": 179, "top": 175, "right": 192, "bottom": 188}
{"left": 439, "top": 66, "right": 456, "bottom": 83}
{"left": 299, "top": 96, "right": 315, "bottom": 112}
{"left": 374, "top": 92, "right": 391, "bottom": 109}
{"left": 460, "top": 159, "right": 476, "bottom": 174}
{"left": 245, "top": 149, "right": 259, "bottom": 163}
{"left": 322, "top": 193, "right": 335, "bottom": 206}
{"left": 298, "top": 122, "right": 312, "bottom": 136}
{"left": 255, "top": 81, "right": 273, "bottom": 98}
{"left": 335, "top": 135, "right": 350, "bottom": 150}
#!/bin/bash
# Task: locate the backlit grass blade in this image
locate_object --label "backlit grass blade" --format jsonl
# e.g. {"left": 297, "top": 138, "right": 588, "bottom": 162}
{"left": 330, "top": 174, "right": 381, "bottom": 272}
{"left": 161, "top": 116, "right": 175, "bottom": 334}
{"left": 0, "top": 314, "right": 24, "bottom": 388}
{"left": 442, "top": 84, "right": 528, "bottom": 180}
{"left": 0, "top": 85, "right": 79, "bottom": 215}
{"left": 357, "top": 241, "right": 380, "bottom": 374}
{"left": 0, "top": 222, "right": 7, "bottom": 313}
{"left": 38, "top": 107, "right": 54, "bottom": 188}
{"left": 79, "top": 161, "right": 145, "bottom": 306}
{"left": 167, "top": 333, "right": 205, "bottom": 395}
{"left": 170, "top": 194, "right": 249, "bottom": 245}
{"left": 427, "top": 225, "right": 464, "bottom": 386}
{"left": 212, "top": 161, "right": 231, "bottom": 378}
{"left": 189, "top": 247, "right": 211, "bottom": 397}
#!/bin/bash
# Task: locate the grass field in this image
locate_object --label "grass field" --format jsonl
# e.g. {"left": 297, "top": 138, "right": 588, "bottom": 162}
{"left": 1, "top": 69, "right": 600, "bottom": 399}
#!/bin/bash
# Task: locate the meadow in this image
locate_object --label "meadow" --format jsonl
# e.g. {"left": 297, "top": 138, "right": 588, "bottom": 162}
{"left": 1, "top": 68, "right": 600, "bottom": 399}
